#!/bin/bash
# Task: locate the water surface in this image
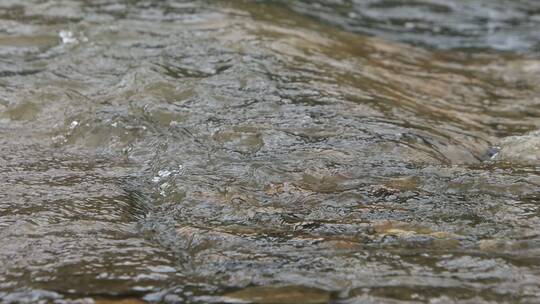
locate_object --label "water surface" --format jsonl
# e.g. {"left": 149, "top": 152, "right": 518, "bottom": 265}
{"left": 1, "top": 0, "right": 539, "bottom": 303}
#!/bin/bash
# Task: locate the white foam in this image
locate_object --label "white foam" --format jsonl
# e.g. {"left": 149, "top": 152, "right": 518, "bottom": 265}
{"left": 59, "top": 30, "right": 77, "bottom": 44}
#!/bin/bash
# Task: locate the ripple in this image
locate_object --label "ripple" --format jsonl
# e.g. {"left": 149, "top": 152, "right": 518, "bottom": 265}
{"left": 1, "top": 0, "right": 539, "bottom": 303}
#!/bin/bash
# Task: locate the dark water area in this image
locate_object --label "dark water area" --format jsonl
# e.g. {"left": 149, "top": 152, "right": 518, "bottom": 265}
{"left": 0, "top": 0, "right": 539, "bottom": 303}
{"left": 270, "top": 0, "right": 540, "bottom": 52}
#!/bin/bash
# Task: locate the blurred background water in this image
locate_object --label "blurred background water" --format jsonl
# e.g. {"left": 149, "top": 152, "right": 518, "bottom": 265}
{"left": 270, "top": 0, "right": 540, "bottom": 52}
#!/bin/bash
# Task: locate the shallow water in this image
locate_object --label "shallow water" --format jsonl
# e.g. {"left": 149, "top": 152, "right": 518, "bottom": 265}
{"left": 0, "top": 0, "right": 539, "bottom": 303}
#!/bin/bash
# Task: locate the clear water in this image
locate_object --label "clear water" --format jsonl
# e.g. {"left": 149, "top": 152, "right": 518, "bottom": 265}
{"left": 0, "top": 1, "right": 539, "bottom": 303}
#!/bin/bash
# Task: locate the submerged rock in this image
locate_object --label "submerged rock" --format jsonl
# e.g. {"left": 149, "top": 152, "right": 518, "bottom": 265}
{"left": 494, "top": 130, "right": 540, "bottom": 164}
{"left": 222, "top": 286, "right": 331, "bottom": 304}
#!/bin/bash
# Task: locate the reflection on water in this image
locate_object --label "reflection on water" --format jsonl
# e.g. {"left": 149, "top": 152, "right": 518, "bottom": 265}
{"left": 270, "top": 0, "right": 540, "bottom": 52}
{"left": 0, "top": 0, "right": 539, "bottom": 303}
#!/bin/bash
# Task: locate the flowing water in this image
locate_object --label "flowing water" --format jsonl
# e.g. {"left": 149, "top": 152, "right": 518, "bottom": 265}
{"left": 1, "top": 0, "right": 539, "bottom": 303}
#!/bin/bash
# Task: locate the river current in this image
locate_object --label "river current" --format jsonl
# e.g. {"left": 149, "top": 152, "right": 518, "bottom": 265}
{"left": 1, "top": 1, "right": 539, "bottom": 303}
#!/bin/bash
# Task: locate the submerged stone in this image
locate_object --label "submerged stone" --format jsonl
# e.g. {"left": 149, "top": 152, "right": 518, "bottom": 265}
{"left": 223, "top": 286, "right": 331, "bottom": 304}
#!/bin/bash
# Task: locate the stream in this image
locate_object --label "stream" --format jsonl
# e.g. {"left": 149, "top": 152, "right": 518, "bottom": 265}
{"left": 1, "top": 0, "right": 539, "bottom": 303}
